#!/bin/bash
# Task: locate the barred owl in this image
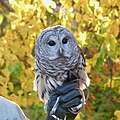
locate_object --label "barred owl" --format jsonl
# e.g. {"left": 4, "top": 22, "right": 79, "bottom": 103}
{"left": 34, "top": 25, "right": 90, "bottom": 104}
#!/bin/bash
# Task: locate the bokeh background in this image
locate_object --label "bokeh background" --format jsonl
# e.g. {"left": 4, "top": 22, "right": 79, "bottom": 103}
{"left": 0, "top": 0, "right": 120, "bottom": 120}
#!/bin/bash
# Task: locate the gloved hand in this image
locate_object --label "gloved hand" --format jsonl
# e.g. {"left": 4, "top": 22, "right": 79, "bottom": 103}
{"left": 46, "top": 80, "right": 83, "bottom": 120}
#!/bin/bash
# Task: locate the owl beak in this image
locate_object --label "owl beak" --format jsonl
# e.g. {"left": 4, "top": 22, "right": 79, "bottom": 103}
{"left": 59, "top": 47, "right": 63, "bottom": 55}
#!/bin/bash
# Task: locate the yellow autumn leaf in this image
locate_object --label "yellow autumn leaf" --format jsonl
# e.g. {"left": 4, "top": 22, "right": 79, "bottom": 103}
{"left": 17, "top": 90, "right": 24, "bottom": 97}
{"left": 82, "top": 14, "right": 90, "bottom": 22}
{"left": 0, "top": 86, "right": 8, "bottom": 97}
{"left": 0, "top": 14, "right": 4, "bottom": 25}
{"left": 75, "top": 13, "right": 81, "bottom": 22}
{"left": 108, "top": 21, "right": 119, "bottom": 37}
{"left": 0, "top": 57, "right": 4, "bottom": 67}
{"left": 114, "top": 110, "right": 120, "bottom": 120}
{"left": 28, "top": 98, "right": 33, "bottom": 106}
{"left": 75, "top": 113, "right": 80, "bottom": 120}
{"left": 8, "top": 82, "right": 14, "bottom": 92}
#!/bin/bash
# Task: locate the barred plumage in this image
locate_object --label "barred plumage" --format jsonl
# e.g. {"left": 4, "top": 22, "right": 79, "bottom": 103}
{"left": 34, "top": 25, "right": 90, "bottom": 104}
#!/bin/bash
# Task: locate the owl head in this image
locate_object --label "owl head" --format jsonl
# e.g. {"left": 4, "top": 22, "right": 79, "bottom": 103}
{"left": 35, "top": 26, "right": 79, "bottom": 62}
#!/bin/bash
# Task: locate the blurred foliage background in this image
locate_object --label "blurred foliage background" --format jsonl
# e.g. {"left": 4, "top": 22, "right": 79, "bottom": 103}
{"left": 0, "top": 0, "right": 120, "bottom": 120}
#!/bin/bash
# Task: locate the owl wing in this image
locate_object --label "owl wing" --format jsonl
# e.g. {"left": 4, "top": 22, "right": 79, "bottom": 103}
{"left": 33, "top": 60, "right": 49, "bottom": 102}
{"left": 34, "top": 59, "right": 59, "bottom": 102}
{"left": 78, "top": 47, "right": 90, "bottom": 89}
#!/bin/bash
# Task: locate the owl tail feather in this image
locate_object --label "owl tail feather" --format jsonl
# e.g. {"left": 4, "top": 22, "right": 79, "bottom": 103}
{"left": 33, "top": 79, "right": 37, "bottom": 91}
{"left": 34, "top": 78, "right": 45, "bottom": 102}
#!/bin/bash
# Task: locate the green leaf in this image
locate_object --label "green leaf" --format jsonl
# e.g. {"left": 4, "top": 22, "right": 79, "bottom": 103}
{"left": 8, "top": 62, "right": 21, "bottom": 78}
{"left": 96, "top": 43, "right": 106, "bottom": 69}
{"left": 14, "top": 83, "right": 21, "bottom": 93}
{"left": 8, "top": 64, "right": 16, "bottom": 73}
{"left": 108, "top": 35, "right": 117, "bottom": 51}
{"left": 100, "top": 27, "right": 107, "bottom": 34}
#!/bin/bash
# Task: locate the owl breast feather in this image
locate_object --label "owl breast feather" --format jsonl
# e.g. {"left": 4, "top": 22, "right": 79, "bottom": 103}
{"left": 34, "top": 51, "right": 81, "bottom": 101}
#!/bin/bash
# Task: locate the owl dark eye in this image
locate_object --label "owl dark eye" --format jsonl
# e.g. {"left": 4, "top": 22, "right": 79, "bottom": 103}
{"left": 47, "top": 40, "right": 56, "bottom": 46}
{"left": 62, "top": 37, "right": 68, "bottom": 44}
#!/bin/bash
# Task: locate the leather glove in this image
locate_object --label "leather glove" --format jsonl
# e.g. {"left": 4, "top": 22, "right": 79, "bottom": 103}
{"left": 46, "top": 80, "right": 83, "bottom": 120}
